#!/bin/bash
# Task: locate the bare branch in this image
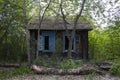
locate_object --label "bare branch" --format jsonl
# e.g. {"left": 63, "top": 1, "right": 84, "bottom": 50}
{"left": 72, "top": 0, "right": 86, "bottom": 40}
{"left": 74, "top": 0, "right": 86, "bottom": 26}
{"left": 71, "top": 0, "right": 86, "bottom": 40}
{"left": 39, "top": 0, "right": 51, "bottom": 29}
{"left": 37, "top": 0, "right": 51, "bottom": 57}
{"left": 60, "top": 0, "right": 70, "bottom": 39}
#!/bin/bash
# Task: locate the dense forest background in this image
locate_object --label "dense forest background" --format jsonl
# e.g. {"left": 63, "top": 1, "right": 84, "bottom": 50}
{"left": 0, "top": 0, "right": 120, "bottom": 64}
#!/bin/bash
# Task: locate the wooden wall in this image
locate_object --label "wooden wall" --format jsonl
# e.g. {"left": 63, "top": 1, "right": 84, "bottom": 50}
{"left": 76, "top": 31, "right": 88, "bottom": 59}
{"left": 29, "top": 30, "right": 89, "bottom": 60}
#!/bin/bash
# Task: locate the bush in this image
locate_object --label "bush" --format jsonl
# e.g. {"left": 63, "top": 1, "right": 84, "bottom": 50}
{"left": 0, "top": 65, "right": 31, "bottom": 79}
{"left": 110, "top": 63, "right": 120, "bottom": 76}
{"left": 33, "top": 56, "right": 83, "bottom": 69}
{"left": 34, "top": 55, "right": 59, "bottom": 68}
{"left": 12, "top": 66, "right": 31, "bottom": 75}
{"left": 110, "top": 58, "right": 120, "bottom": 76}
{"left": 58, "top": 59, "right": 83, "bottom": 69}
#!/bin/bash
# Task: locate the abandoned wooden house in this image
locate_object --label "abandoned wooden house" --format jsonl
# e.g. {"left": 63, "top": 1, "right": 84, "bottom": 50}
{"left": 28, "top": 17, "right": 92, "bottom": 59}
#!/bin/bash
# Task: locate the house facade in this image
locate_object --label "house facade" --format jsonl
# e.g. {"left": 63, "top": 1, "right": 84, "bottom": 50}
{"left": 28, "top": 17, "right": 92, "bottom": 59}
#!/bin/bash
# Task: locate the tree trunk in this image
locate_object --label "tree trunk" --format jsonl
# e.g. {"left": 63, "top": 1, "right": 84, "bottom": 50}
{"left": 31, "top": 65, "right": 104, "bottom": 75}
{"left": 23, "top": 0, "right": 32, "bottom": 67}
{"left": 36, "top": 30, "right": 39, "bottom": 58}
{"left": 68, "top": 37, "right": 73, "bottom": 58}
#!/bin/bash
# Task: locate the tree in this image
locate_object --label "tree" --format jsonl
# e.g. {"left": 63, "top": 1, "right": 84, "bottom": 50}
{"left": 0, "top": 0, "right": 26, "bottom": 62}
{"left": 36, "top": 0, "right": 51, "bottom": 58}
{"left": 84, "top": 0, "right": 120, "bottom": 28}
{"left": 23, "top": 0, "right": 32, "bottom": 67}
{"left": 60, "top": 0, "right": 86, "bottom": 58}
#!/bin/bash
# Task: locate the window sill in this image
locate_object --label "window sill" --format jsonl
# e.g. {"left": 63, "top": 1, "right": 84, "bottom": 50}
{"left": 63, "top": 50, "right": 75, "bottom": 53}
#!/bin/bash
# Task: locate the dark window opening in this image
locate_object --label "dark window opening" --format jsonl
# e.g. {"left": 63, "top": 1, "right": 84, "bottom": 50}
{"left": 65, "top": 36, "right": 74, "bottom": 50}
{"left": 65, "top": 36, "right": 69, "bottom": 50}
{"left": 44, "top": 36, "right": 49, "bottom": 50}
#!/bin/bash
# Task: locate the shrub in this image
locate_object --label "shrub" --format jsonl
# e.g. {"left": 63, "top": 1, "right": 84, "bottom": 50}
{"left": 58, "top": 59, "right": 83, "bottom": 69}
{"left": 110, "top": 58, "right": 120, "bottom": 76}
{"left": 110, "top": 63, "right": 120, "bottom": 76}
{"left": 34, "top": 56, "right": 83, "bottom": 69}
{"left": 33, "top": 56, "right": 59, "bottom": 68}
{"left": 12, "top": 66, "right": 31, "bottom": 75}
{"left": 0, "top": 65, "right": 31, "bottom": 79}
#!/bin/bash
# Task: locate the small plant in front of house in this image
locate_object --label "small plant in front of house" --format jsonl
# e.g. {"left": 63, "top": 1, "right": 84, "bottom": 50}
{"left": 87, "top": 72, "right": 98, "bottom": 80}
{"left": 110, "top": 58, "right": 120, "bottom": 76}
{"left": 110, "top": 63, "right": 120, "bottom": 76}
{"left": 33, "top": 55, "right": 58, "bottom": 68}
{"left": 12, "top": 66, "right": 32, "bottom": 75}
{"left": 33, "top": 55, "right": 83, "bottom": 69}
{"left": 58, "top": 59, "right": 83, "bottom": 69}
{"left": 0, "top": 65, "right": 32, "bottom": 79}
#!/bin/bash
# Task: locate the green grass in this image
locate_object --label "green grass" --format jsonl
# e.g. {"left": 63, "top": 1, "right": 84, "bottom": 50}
{"left": 0, "top": 65, "right": 32, "bottom": 79}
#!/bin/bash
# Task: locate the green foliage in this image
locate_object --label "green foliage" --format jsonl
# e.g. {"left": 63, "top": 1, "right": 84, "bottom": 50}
{"left": 34, "top": 56, "right": 83, "bottom": 69}
{"left": 0, "top": 0, "right": 32, "bottom": 62}
{"left": 86, "top": 72, "right": 98, "bottom": 80}
{"left": 0, "top": 65, "right": 31, "bottom": 79}
{"left": 109, "top": 58, "right": 120, "bottom": 76}
{"left": 110, "top": 62, "right": 120, "bottom": 76}
{"left": 89, "top": 21, "right": 120, "bottom": 75}
{"left": 58, "top": 59, "right": 83, "bottom": 69}
{"left": 34, "top": 55, "right": 59, "bottom": 68}
{"left": 89, "top": 22, "right": 120, "bottom": 61}
{"left": 12, "top": 66, "right": 31, "bottom": 75}
{"left": 0, "top": 0, "right": 119, "bottom": 76}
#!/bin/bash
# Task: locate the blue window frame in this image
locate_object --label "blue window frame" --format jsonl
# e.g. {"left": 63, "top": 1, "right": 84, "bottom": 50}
{"left": 62, "top": 31, "right": 76, "bottom": 53}
{"left": 39, "top": 35, "right": 44, "bottom": 51}
{"left": 39, "top": 31, "right": 55, "bottom": 52}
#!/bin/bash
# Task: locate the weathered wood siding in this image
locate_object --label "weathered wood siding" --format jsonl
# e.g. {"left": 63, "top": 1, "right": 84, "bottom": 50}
{"left": 76, "top": 31, "right": 88, "bottom": 59}
{"left": 76, "top": 31, "right": 82, "bottom": 58}
{"left": 80, "top": 31, "right": 88, "bottom": 59}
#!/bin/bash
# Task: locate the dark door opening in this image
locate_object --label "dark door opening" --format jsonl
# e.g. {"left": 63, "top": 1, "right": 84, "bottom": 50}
{"left": 65, "top": 36, "right": 74, "bottom": 50}
{"left": 44, "top": 36, "right": 49, "bottom": 50}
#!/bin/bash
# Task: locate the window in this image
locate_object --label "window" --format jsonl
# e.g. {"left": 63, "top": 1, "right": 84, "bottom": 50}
{"left": 44, "top": 36, "right": 49, "bottom": 50}
{"left": 65, "top": 36, "right": 69, "bottom": 50}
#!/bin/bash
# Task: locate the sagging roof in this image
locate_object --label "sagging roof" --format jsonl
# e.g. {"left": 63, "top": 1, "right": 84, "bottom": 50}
{"left": 28, "top": 17, "right": 92, "bottom": 30}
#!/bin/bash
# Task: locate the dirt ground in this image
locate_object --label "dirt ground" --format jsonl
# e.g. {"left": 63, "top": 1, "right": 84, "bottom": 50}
{"left": 2, "top": 74, "right": 120, "bottom": 80}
